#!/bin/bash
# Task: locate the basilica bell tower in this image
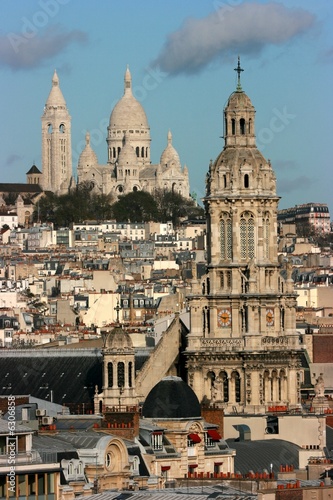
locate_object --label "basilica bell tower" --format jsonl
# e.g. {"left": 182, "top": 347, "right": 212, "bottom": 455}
{"left": 41, "top": 71, "right": 73, "bottom": 194}
{"left": 186, "top": 59, "right": 303, "bottom": 413}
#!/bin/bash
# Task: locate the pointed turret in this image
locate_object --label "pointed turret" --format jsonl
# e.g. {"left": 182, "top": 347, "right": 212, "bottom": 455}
{"left": 45, "top": 70, "right": 66, "bottom": 108}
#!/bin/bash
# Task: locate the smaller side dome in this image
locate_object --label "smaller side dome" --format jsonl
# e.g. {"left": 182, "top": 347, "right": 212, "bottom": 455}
{"left": 78, "top": 132, "right": 98, "bottom": 168}
{"left": 160, "top": 131, "right": 181, "bottom": 169}
{"left": 104, "top": 326, "right": 133, "bottom": 350}
{"left": 142, "top": 376, "right": 201, "bottom": 419}
{"left": 117, "top": 133, "right": 137, "bottom": 166}
{"left": 226, "top": 90, "right": 254, "bottom": 111}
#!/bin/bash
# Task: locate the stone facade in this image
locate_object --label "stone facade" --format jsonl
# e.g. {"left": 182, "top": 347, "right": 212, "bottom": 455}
{"left": 41, "top": 71, "right": 73, "bottom": 195}
{"left": 41, "top": 68, "right": 190, "bottom": 198}
{"left": 185, "top": 60, "right": 304, "bottom": 414}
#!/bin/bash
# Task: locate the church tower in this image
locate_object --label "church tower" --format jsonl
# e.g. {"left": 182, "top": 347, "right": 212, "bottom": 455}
{"left": 41, "top": 71, "right": 73, "bottom": 194}
{"left": 186, "top": 59, "right": 303, "bottom": 413}
{"left": 95, "top": 325, "right": 137, "bottom": 413}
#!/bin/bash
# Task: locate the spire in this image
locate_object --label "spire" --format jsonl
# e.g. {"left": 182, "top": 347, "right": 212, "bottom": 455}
{"left": 234, "top": 56, "right": 244, "bottom": 92}
{"left": 52, "top": 69, "right": 59, "bottom": 87}
{"left": 167, "top": 130, "right": 172, "bottom": 145}
{"left": 85, "top": 132, "right": 90, "bottom": 146}
{"left": 46, "top": 70, "right": 66, "bottom": 107}
{"left": 124, "top": 65, "right": 132, "bottom": 94}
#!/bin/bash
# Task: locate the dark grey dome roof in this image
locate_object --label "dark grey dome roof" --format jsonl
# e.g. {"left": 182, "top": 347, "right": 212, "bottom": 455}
{"left": 142, "top": 376, "right": 201, "bottom": 419}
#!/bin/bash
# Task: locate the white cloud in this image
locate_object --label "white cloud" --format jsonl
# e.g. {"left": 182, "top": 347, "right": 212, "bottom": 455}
{"left": 153, "top": 2, "right": 316, "bottom": 75}
{"left": 0, "top": 25, "right": 87, "bottom": 70}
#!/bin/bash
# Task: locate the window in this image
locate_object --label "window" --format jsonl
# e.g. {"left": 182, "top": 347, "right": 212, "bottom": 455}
{"left": 263, "top": 213, "right": 270, "bottom": 259}
{"left": 151, "top": 432, "right": 163, "bottom": 450}
{"left": 220, "top": 213, "right": 232, "bottom": 260}
{"left": 128, "top": 362, "right": 132, "bottom": 388}
{"left": 108, "top": 362, "right": 113, "bottom": 388}
{"left": 105, "top": 452, "right": 112, "bottom": 469}
{"left": 231, "top": 119, "right": 235, "bottom": 135}
{"left": 240, "top": 212, "right": 255, "bottom": 260}
{"left": 244, "top": 173, "right": 249, "bottom": 188}
{"left": 117, "top": 362, "right": 125, "bottom": 388}
{"left": 240, "top": 118, "right": 245, "bottom": 134}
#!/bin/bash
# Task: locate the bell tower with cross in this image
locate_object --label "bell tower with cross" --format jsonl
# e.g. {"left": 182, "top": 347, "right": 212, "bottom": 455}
{"left": 186, "top": 58, "right": 303, "bottom": 413}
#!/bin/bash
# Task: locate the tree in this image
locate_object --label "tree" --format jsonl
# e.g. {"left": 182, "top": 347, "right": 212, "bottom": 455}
{"left": 111, "top": 191, "right": 158, "bottom": 222}
{"left": 154, "top": 189, "right": 204, "bottom": 225}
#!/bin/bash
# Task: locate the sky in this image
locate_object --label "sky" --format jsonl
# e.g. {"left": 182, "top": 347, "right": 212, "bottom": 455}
{"left": 0, "top": 0, "right": 332, "bottom": 214}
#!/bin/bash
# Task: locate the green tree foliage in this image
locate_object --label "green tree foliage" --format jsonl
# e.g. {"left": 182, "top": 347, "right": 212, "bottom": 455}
{"left": 33, "top": 187, "right": 204, "bottom": 227}
{"left": 111, "top": 191, "right": 158, "bottom": 222}
{"left": 154, "top": 189, "right": 204, "bottom": 225}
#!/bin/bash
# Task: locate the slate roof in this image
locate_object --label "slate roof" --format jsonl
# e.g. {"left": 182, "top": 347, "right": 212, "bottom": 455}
{"left": 226, "top": 438, "right": 300, "bottom": 475}
{"left": 0, "top": 350, "right": 103, "bottom": 405}
{"left": 0, "top": 183, "right": 43, "bottom": 193}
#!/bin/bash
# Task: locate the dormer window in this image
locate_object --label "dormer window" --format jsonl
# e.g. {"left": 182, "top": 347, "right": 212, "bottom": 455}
{"left": 205, "top": 429, "right": 222, "bottom": 448}
{"left": 187, "top": 433, "right": 201, "bottom": 447}
{"left": 151, "top": 431, "right": 163, "bottom": 450}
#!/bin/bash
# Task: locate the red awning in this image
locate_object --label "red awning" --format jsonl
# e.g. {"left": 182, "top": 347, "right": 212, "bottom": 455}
{"left": 214, "top": 462, "right": 223, "bottom": 466}
{"left": 152, "top": 431, "right": 162, "bottom": 435}
{"left": 207, "top": 429, "right": 222, "bottom": 441}
{"left": 188, "top": 433, "right": 201, "bottom": 443}
{"left": 188, "top": 464, "right": 198, "bottom": 469}
{"left": 161, "top": 466, "right": 170, "bottom": 471}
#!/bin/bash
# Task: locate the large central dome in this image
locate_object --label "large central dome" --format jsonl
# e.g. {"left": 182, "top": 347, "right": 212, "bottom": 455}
{"left": 109, "top": 67, "right": 149, "bottom": 130}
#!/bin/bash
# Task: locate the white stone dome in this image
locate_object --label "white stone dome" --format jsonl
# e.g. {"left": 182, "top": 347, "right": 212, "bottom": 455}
{"left": 78, "top": 132, "right": 98, "bottom": 168}
{"left": 109, "top": 67, "right": 149, "bottom": 130}
{"left": 160, "top": 130, "right": 181, "bottom": 169}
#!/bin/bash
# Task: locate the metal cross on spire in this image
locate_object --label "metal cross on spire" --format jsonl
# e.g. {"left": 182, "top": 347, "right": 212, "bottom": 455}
{"left": 234, "top": 56, "right": 244, "bottom": 91}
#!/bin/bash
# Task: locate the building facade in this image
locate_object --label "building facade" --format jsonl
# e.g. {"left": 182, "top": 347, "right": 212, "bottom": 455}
{"left": 278, "top": 203, "right": 331, "bottom": 234}
{"left": 41, "top": 68, "right": 190, "bottom": 198}
{"left": 186, "top": 59, "right": 304, "bottom": 413}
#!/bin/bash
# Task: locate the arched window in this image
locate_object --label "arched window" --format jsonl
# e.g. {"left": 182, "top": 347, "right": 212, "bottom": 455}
{"left": 141, "top": 147, "right": 144, "bottom": 157}
{"left": 117, "top": 362, "right": 125, "bottom": 388}
{"left": 263, "top": 213, "right": 270, "bottom": 259}
{"left": 220, "top": 213, "right": 232, "bottom": 260}
{"left": 113, "top": 147, "right": 116, "bottom": 158}
{"left": 223, "top": 174, "right": 227, "bottom": 188}
{"left": 59, "top": 124, "right": 65, "bottom": 133}
{"left": 244, "top": 174, "right": 249, "bottom": 188}
{"left": 108, "top": 362, "right": 113, "bottom": 388}
{"left": 240, "top": 212, "right": 255, "bottom": 260}
{"left": 231, "top": 119, "right": 235, "bottom": 135}
{"left": 240, "top": 118, "right": 245, "bottom": 135}
{"left": 232, "top": 371, "right": 241, "bottom": 402}
{"left": 128, "top": 361, "right": 133, "bottom": 388}
{"left": 47, "top": 124, "right": 53, "bottom": 134}
{"left": 219, "top": 371, "right": 229, "bottom": 402}
{"left": 249, "top": 118, "right": 252, "bottom": 134}
{"left": 136, "top": 146, "right": 139, "bottom": 157}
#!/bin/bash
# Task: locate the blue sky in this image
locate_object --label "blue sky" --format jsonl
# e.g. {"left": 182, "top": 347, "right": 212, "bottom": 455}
{"left": 1, "top": 0, "right": 332, "bottom": 213}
